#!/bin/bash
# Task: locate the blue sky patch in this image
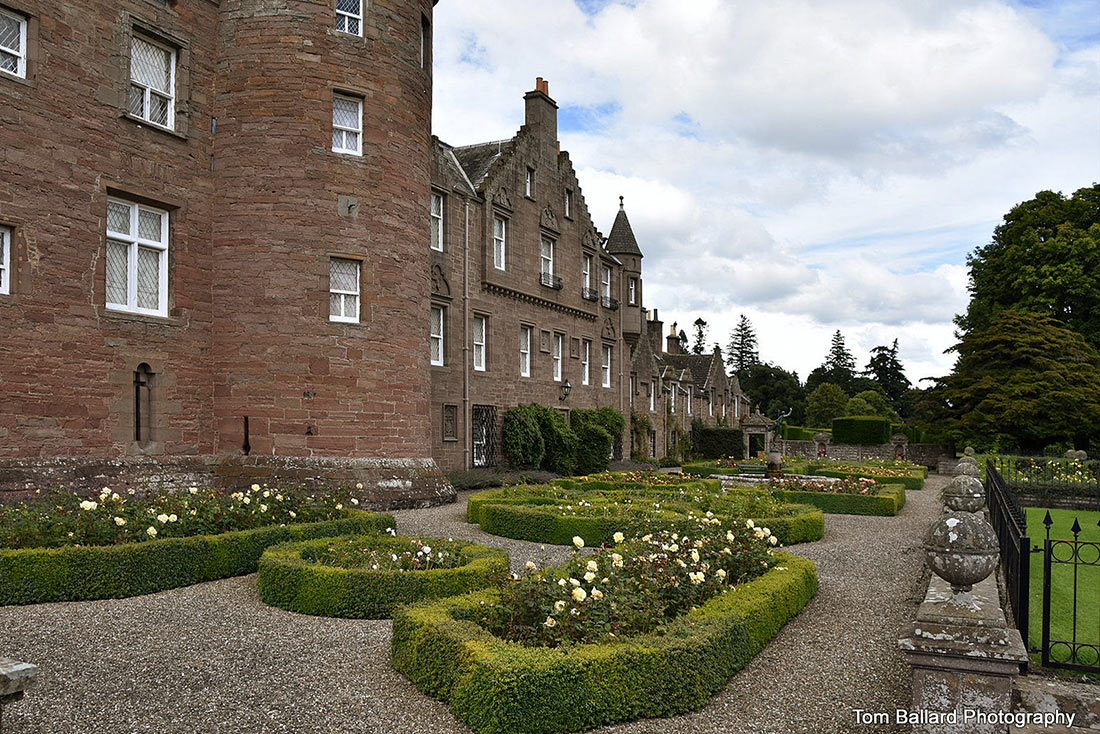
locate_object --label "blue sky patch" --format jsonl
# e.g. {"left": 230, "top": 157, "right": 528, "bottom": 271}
{"left": 558, "top": 101, "right": 622, "bottom": 132}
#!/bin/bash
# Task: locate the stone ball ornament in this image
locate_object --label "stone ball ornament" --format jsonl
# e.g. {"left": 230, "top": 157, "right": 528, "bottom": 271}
{"left": 954, "top": 461, "right": 980, "bottom": 478}
{"left": 943, "top": 475, "right": 985, "bottom": 513}
{"left": 924, "top": 511, "right": 1000, "bottom": 594}
{"left": 963, "top": 447, "right": 975, "bottom": 456}
{"left": 956, "top": 455, "right": 978, "bottom": 468}
{"left": 1074, "top": 450, "right": 1087, "bottom": 461}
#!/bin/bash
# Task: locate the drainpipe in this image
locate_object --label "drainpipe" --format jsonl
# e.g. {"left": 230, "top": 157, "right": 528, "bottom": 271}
{"left": 462, "top": 199, "right": 470, "bottom": 469}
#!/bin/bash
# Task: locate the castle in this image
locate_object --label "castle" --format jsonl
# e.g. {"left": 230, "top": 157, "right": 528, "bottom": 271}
{"left": 0, "top": 0, "right": 745, "bottom": 503}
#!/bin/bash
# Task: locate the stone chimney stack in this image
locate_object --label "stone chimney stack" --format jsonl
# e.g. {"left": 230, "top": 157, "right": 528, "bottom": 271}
{"left": 648, "top": 308, "right": 664, "bottom": 355}
{"left": 524, "top": 77, "right": 558, "bottom": 161}
{"left": 666, "top": 321, "right": 682, "bottom": 354}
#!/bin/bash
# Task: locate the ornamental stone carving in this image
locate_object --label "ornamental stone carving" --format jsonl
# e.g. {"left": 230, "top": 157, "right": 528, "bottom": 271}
{"left": 541, "top": 205, "right": 559, "bottom": 232}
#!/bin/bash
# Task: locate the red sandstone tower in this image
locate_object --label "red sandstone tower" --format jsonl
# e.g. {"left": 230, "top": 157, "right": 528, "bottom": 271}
{"left": 0, "top": 0, "right": 450, "bottom": 506}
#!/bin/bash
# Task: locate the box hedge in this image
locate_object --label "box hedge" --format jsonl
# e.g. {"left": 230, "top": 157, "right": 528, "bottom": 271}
{"left": 391, "top": 552, "right": 818, "bottom": 734}
{"left": 257, "top": 536, "right": 508, "bottom": 618}
{"left": 831, "top": 416, "right": 892, "bottom": 445}
{"left": 691, "top": 426, "right": 743, "bottom": 460}
{"left": 465, "top": 489, "right": 824, "bottom": 547}
{"left": 769, "top": 485, "right": 906, "bottom": 516}
{"left": 0, "top": 511, "right": 394, "bottom": 606}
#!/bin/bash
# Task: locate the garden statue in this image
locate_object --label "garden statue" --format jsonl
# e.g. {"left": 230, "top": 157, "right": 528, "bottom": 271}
{"left": 771, "top": 407, "right": 793, "bottom": 439}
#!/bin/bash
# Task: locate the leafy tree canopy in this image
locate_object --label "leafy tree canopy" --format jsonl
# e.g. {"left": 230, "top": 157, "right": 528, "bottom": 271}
{"left": 726, "top": 314, "right": 760, "bottom": 373}
{"left": 942, "top": 310, "right": 1100, "bottom": 453}
{"left": 850, "top": 389, "right": 896, "bottom": 419}
{"left": 737, "top": 362, "right": 805, "bottom": 425}
{"left": 955, "top": 185, "right": 1100, "bottom": 350}
{"left": 806, "top": 382, "right": 848, "bottom": 428}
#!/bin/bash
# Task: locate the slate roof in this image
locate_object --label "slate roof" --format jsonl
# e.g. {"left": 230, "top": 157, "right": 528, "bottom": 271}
{"left": 605, "top": 203, "right": 643, "bottom": 257}
{"left": 452, "top": 140, "right": 514, "bottom": 191}
{"left": 660, "top": 353, "right": 717, "bottom": 391}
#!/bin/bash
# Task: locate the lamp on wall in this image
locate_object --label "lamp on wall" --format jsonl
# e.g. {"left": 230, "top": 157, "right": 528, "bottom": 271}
{"left": 559, "top": 379, "right": 572, "bottom": 401}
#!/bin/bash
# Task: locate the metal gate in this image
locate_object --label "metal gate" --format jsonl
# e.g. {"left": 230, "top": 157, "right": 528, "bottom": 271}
{"left": 1039, "top": 514, "right": 1100, "bottom": 673}
{"left": 471, "top": 405, "right": 497, "bottom": 468}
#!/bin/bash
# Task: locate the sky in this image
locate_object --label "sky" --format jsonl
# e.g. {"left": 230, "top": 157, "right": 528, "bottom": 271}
{"left": 431, "top": 0, "right": 1100, "bottom": 387}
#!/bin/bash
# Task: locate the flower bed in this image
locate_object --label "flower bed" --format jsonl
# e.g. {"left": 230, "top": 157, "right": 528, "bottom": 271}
{"left": 465, "top": 478, "right": 824, "bottom": 546}
{"left": 257, "top": 534, "right": 508, "bottom": 618}
{"left": 0, "top": 510, "right": 394, "bottom": 605}
{"left": 805, "top": 461, "right": 926, "bottom": 490}
{"left": 760, "top": 477, "right": 906, "bottom": 516}
{"left": 391, "top": 550, "right": 818, "bottom": 734}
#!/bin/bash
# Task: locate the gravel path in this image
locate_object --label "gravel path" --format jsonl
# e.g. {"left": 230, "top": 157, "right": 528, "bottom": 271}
{"left": 1, "top": 477, "right": 945, "bottom": 734}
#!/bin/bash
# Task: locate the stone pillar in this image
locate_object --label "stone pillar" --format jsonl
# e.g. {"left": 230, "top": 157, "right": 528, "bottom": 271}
{"left": 898, "top": 576, "right": 1028, "bottom": 733}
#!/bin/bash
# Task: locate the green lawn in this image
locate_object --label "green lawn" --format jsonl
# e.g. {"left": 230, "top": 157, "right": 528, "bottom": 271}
{"left": 1025, "top": 507, "right": 1100, "bottom": 668}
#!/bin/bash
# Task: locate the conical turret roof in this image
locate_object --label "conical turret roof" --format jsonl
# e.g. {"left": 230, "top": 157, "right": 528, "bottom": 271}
{"left": 605, "top": 196, "right": 643, "bottom": 257}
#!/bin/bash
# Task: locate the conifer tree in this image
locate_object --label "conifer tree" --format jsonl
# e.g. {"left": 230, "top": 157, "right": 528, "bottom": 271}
{"left": 691, "top": 318, "right": 708, "bottom": 355}
{"left": 726, "top": 314, "right": 760, "bottom": 374}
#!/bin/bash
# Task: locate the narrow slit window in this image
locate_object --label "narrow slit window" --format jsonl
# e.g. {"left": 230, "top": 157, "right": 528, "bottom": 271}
{"left": 493, "top": 217, "right": 507, "bottom": 270}
{"left": 519, "top": 325, "right": 531, "bottom": 377}
{"left": 430, "top": 193, "right": 444, "bottom": 251}
{"left": 602, "top": 344, "right": 612, "bottom": 388}
{"left": 552, "top": 333, "right": 562, "bottom": 382}
{"left": 430, "top": 305, "right": 444, "bottom": 366}
{"left": 473, "top": 315, "right": 487, "bottom": 371}
{"left": 133, "top": 363, "right": 154, "bottom": 445}
{"left": 581, "top": 339, "right": 590, "bottom": 386}
{"left": 0, "top": 225, "right": 10, "bottom": 295}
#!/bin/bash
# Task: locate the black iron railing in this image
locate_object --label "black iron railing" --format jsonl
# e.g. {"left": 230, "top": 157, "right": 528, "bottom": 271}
{"left": 602, "top": 296, "right": 619, "bottom": 310}
{"left": 986, "top": 461, "right": 1032, "bottom": 644}
{"left": 991, "top": 456, "right": 1100, "bottom": 510}
{"left": 539, "top": 272, "right": 563, "bottom": 290}
{"left": 581, "top": 287, "right": 599, "bottom": 302}
{"left": 1039, "top": 512, "right": 1100, "bottom": 673}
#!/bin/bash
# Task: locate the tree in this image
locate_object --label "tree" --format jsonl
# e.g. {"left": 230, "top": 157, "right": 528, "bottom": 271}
{"left": 726, "top": 314, "right": 760, "bottom": 374}
{"left": 806, "top": 382, "right": 849, "bottom": 428}
{"left": 737, "top": 363, "right": 805, "bottom": 424}
{"left": 845, "top": 396, "right": 875, "bottom": 416}
{"left": 805, "top": 331, "right": 858, "bottom": 395}
{"left": 677, "top": 329, "right": 689, "bottom": 352}
{"left": 956, "top": 185, "right": 1100, "bottom": 350}
{"left": 864, "top": 339, "right": 912, "bottom": 414}
{"left": 941, "top": 311, "right": 1100, "bottom": 453}
{"left": 850, "top": 389, "right": 896, "bottom": 419}
{"left": 691, "top": 318, "right": 708, "bottom": 355}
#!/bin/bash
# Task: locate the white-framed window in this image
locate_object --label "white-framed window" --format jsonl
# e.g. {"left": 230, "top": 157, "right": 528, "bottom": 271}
{"left": 552, "top": 333, "right": 563, "bottom": 382}
{"left": 650, "top": 430, "right": 656, "bottom": 458}
{"left": 0, "top": 225, "right": 10, "bottom": 295}
{"left": 564, "top": 189, "right": 573, "bottom": 218}
{"left": 649, "top": 383, "right": 655, "bottom": 412}
{"left": 129, "top": 35, "right": 175, "bottom": 129}
{"left": 581, "top": 339, "right": 590, "bottom": 386}
{"left": 0, "top": 8, "right": 27, "bottom": 79}
{"left": 671, "top": 386, "right": 676, "bottom": 412}
{"left": 629, "top": 376, "right": 635, "bottom": 406}
{"left": 601, "top": 265, "right": 611, "bottom": 300}
{"left": 430, "top": 305, "right": 445, "bottom": 366}
{"left": 688, "top": 386, "right": 693, "bottom": 415}
{"left": 430, "top": 193, "right": 444, "bottom": 251}
{"left": 105, "top": 198, "right": 169, "bottom": 316}
{"left": 628, "top": 277, "right": 637, "bottom": 305}
{"left": 582, "top": 254, "right": 592, "bottom": 291}
{"left": 519, "top": 325, "right": 532, "bottom": 377}
{"left": 493, "top": 217, "right": 507, "bottom": 270}
{"left": 540, "top": 237, "right": 554, "bottom": 278}
{"left": 332, "top": 94, "right": 362, "bottom": 155}
{"left": 709, "top": 393, "right": 713, "bottom": 417}
{"left": 601, "top": 344, "right": 612, "bottom": 388}
{"left": 329, "top": 257, "right": 360, "bottom": 323}
{"left": 525, "top": 167, "right": 534, "bottom": 197}
{"left": 335, "top": 0, "right": 363, "bottom": 36}
{"left": 473, "top": 314, "right": 487, "bottom": 372}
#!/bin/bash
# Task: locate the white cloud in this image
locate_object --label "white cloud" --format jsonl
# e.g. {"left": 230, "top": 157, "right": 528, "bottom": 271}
{"left": 431, "top": 0, "right": 1098, "bottom": 387}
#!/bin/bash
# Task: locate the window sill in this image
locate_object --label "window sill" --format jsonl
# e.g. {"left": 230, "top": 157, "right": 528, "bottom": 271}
{"left": 0, "top": 70, "right": 33, "bottom": 89}
{"left": 100, "top": 307, "right": 182, "bottom": 327}
{"left": 122, "top": 112, "right": 188, "bottom": 141}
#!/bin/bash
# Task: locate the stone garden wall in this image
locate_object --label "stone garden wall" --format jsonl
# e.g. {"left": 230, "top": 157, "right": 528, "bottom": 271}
{"left": 780, "top": 440, "right": 950, "bottom": 468}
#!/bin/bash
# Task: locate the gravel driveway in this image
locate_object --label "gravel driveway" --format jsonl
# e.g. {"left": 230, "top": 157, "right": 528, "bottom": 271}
{"left": 0, "top": 476, "right": 945, "bottom": 734}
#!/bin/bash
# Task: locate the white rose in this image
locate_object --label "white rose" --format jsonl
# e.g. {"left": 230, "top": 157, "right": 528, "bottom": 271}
{"left": 157, "top": 514, "right": 169, "bottom": 524}
{"left": 189, "top": 487, "right": 198, "bottom": 495}
{"left": 146, "top": 526, "right": 157, "bottom": 537}
{"left": 591, "top": 589, "right": 603, "bottom": 600}
{"left": 335, "top": 503, "right": 343, "bottom": 511}
{"left": 79, "top": 500, "right": 98, "bottom": 511}
{"left": 356, "top": 482, "right": 364, "bottom": 490}
{"left": 525, "top": 561, "right": 537, "bottom": 571}
{"left": 168, "top": 514, "right": 177, "bottom": 522}
{"left": 114, "top": 517, "right": 126, "bottom": 526}
{"left": 745, "top": 519, "right": 755, "bottom": 529}
{"left": 571, "top": 587, "right": 587, "bottom": 602}
{"left": 242, "top": 496, "right": 251, "bottom": 504}
{"left": 569, "top": 578, "right": 581, "bottom": 587}
{"left": 544, "top": 616, "right": 556, "bottom": 628}
{"left": 351, "top": 498, "right": 359, "bottom": 505}
{"left": 554, "top": 600, "right": 566, "bottom": 611}
{"left": 251, "top": 484, "right": 261, "bottom": 491}
{"left": 690, "top": 549, "right": 700, "bottom": 562}
{"left": 586, "top": 560, "right": 598, "bottom": 572}
{"left": 558, "top": 578, "right": 567, "bottom": 587}
{"left": 584, "top": 571, "right": 596, "bottom": 582}
{"left": 770, "top": 536, "right": 778, "bottom": 546}
{"left": 716, "top": 569, "right": 727, "bottom": 579}
{"left": 612, "top": 532, "right": 625, "bottom": 544}
{"left": 572, "top": 536, "right": 584, "bottom": 549}
{"left": 422, "top": 546, "right": 432, "bottom": 554}
{"left": 289, "top": 511, "right": 297, "bottom": 518}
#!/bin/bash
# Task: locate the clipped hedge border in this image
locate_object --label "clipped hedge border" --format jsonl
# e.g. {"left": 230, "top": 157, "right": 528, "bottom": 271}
{"left": 465, "top": 490, "right": 824, "bottom": 547}
{"left": 769, "top": 485, "right": 906, "bottom": 516}
{"left": 258, "top": 535, "right": 508, "bottom": 618}
{"left": 392, "top": 552, "right": 818, "bottom": 734}
{"left": 805, "top": 465, "right": 925, "bottom": 490}
{"left": 0, "top": 511, "right": 394, "bottom": 606}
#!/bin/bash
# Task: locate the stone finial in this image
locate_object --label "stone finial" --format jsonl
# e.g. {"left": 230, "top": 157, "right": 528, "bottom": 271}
{"left": 943, "top": 475, "right": 985, "bottom": 513}
{"left": 924, "top": 511, "right": 1000, "bottom": 602}
{"left": 1065, "top": 449, "right": 1077, "bottom": 460}
{"left": 1073, "top": 449, "right": 1087, "bottom": 461}
{"left": 963, "top": 446, "right": 975, "bottom": 456}
{"left": 954, "top": 461, "right": 980, "bottom": 478}
{"left": 956, "top": 455, "right": 978, "bottom": 468}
